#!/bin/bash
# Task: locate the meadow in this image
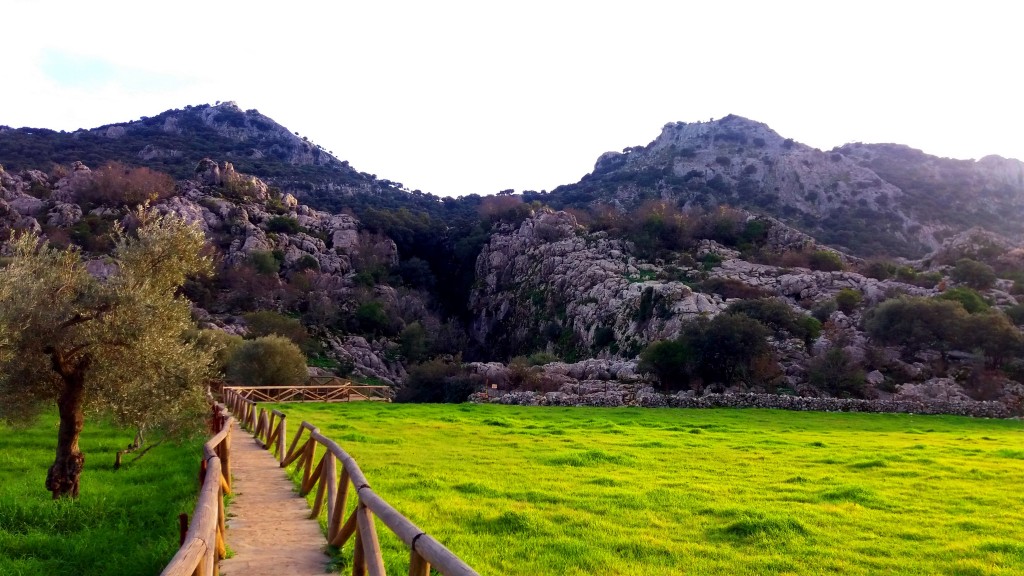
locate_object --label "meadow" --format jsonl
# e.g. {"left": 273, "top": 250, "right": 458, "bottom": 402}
{"left": 0, "top": 413, "right": 204, "bottom": 575}
{"left": 271, "top": 402, "right": 1024, "bottom": 576}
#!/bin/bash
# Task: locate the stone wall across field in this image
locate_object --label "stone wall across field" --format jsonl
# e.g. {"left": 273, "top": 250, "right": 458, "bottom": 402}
{"left": 476, "top": 390, "right": 1015, "bottom": 419}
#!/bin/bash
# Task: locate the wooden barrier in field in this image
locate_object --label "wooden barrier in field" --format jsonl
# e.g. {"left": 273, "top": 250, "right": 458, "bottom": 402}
{"left": 224, "top": 388, "right": 478, "bottom": 576}
{"left": 161, "top": 405, "right": 232, "bottom": 576}
{"left": 224, "top": 380, "right": 392, "bottom": 403}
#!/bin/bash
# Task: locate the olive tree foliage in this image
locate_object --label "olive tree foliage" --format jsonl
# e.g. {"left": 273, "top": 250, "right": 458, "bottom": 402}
{"left": 0, "top": 210, "right": 217, "bottom": 498}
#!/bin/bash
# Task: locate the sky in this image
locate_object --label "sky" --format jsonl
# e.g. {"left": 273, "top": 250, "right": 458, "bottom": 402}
{"left": 2, "top": 1, "right": 1022, "bottom": 197}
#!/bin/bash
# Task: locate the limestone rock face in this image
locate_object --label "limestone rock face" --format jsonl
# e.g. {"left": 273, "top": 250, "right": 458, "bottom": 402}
{"left": 46, "top": 202, "right": 83, "bottom": 227}
{"left": 325, "top": 335, "right": 406, "bottom": 386}
{"left": 709, "top": 258, "right": 931, "bottom": 304}
{"left": 470, "top": 210, "right": 726, "bottom": 358}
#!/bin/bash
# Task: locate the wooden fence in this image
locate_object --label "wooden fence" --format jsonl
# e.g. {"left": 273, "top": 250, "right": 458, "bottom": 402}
{"left": 161, "top": 405, "right": 232, "bottom": 576}
{"left": 225, "top": 388, "right": 479, "bottom": 576}
{"left": 224, "top": 383, "right": 392, "bottom": 403}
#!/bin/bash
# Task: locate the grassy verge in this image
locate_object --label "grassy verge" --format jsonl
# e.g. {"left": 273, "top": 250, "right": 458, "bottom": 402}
{"left": 271, "top": 402, "right": 1024, "bottom": 575}
{"left": 0, "top": 412, "right": 204, "bottom": 575}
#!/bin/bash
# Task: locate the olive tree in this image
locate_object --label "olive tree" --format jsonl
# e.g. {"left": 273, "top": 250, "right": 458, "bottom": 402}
{"left": 0, "top": 210, "right": 216, "bottom": 498}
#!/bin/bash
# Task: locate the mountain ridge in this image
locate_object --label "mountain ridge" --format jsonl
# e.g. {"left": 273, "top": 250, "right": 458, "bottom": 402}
{"left": 525, "top": 114, "right": 1024, "bottom": 258}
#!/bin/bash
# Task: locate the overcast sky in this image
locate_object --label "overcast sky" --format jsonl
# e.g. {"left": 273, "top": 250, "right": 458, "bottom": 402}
{"left": 2, "top": 1, "right": 1021, "bottom": 197}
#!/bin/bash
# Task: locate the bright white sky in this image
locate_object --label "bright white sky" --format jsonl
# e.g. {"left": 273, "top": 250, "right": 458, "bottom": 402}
{"left": 2, "top": 1, "right": 1021, "bottom": 197}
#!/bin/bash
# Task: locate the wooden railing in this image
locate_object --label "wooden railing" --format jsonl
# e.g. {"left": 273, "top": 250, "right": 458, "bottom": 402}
{"left": 224, "top": 384, "right": 392, "bottom": 403}
{"left": 224, "top": 389, "right": 478, "bottom": 576}
{"left": 161, "top": 405, "right": 232, "bottom": 576}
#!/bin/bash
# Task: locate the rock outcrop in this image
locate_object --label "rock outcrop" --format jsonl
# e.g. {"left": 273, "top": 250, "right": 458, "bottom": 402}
{"left": 470, "top": 210, "right": 726, "bottom": 359}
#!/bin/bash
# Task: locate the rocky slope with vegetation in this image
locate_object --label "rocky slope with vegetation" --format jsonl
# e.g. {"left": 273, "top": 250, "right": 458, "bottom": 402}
{"left": 4, "top": 104, "right": 1024, "bottom": 414}
{"left": 526, "top": 115, "right": 1024, "bottom": 258}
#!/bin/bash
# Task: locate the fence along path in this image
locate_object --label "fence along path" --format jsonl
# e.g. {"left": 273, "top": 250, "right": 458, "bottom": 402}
{"left": 225, "top": 388, "right": 479, "bottom": 576}
{"left": 161, "top": 405, "right": 232, "bottom": 576}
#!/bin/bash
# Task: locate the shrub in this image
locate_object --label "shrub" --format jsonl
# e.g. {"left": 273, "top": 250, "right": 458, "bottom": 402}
{"left": 396, "top": 359, "right": 472, "bottom": 403}
{"left": 864, "top": 297, "right": 968, "bottom": 356}
{"left": 700, "top": 278, "right": 769, "bottom": 299}
{"left": 243, "top": 311, "right": 310, "bottom": 349}
{"left": 808, "top": 250, "right": 844, "bottom": 272}
{"left": 952, "top": 258, "right": 996, "bottom": 290}
{"left": 295, "top": 254, "right": 320, "bottom": 271}
{"left": 1005, "top": 304, "right": 1024, "bottom": 325}
{"left": 399, "top": 322, "right": 430, "bottom": 362}
{"left": 266, "top": 216, "right": 302, "bottom": 234}
{"left": 808, "top": 348, "right": 866, "bottom": 398}
{"left": 593, "top": 326, "right": 616, "bottom": 349}
{"left": 811, "top": 299, "right": 838, "bottom": 323}
{"left": 686, "top": 313, "right": 771, "bottom": 387}
{"left": 936, "top": 287, "right": 989, "bottom": 314}
{"left": 835, "top": 289, "right": 862, "bottom": 314}
{"left": 639, "top": 340, "right": 693, "bottom": 391}
{"left": 248, "top": 250, "right": 281, "bottom": 275}
{"left": 725, "top": 298, "right": 820, "bottom": 347}
{"left": 226, "top": 335, "right": 308, "bottom": 386}
{"left": 74, "top": 161, "right": 175, "bottom": 208}
{"left": 862, "top": 260, "right": 896, "bottom": 280}
{"left": 960, "top": 312, "right": 1023, "bottom": 367}
{"left": 355, "top": 301, "right": 394, "bottom": 336}
{"left": 193, "top": 329, "right": 245, "bottom": 375}
{"left": 527, "top": 351, "right": 559, "bottom": 366}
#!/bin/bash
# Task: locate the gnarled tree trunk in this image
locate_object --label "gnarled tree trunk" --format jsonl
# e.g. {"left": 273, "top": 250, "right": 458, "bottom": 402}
{"left": 46, "top": 368, "right": 87, "bottom": 499}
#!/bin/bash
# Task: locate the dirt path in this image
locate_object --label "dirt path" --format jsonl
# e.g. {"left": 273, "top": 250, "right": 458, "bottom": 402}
{"left": 219, "top": 421, "right": 330, "bottom": 575}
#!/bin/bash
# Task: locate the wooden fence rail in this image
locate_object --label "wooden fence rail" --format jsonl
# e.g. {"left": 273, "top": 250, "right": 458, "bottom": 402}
{"left": 225, "top": 384, "right": 392, "bottom": 403}
{"left": 224, "top": 388, "right": 479, "bottom": 576}
{"left": 161, "top": 405, "right": 232, "bottom": 576}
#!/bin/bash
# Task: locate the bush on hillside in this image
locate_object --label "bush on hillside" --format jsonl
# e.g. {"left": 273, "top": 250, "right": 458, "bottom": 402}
{"left": 226, "top": 335, "right": 308, "bottom": 386}
{"left": 936, "top": 287, "right": 989, "bottom": 314}
{"left": 397, "top": 359, "right": 481, "bottom": 403}
{"left": 807, "top": 347, "right": 866, "bottom": 398}
{"left": 952, "top": 258, "right": 996, "bottom": 290}
{"left": 835, "top": 289, "right": 863, "bottom": 314}
{"left": 74, "top": 161, "right": 175, "bottom": 208}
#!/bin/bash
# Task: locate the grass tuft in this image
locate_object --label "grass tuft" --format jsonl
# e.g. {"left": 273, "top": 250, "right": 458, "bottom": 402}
{"left": 546, "top": 449, "right": 630, "bottom": 467}
{"left": 718, "top": 512, "right": 808, "bottom": 542}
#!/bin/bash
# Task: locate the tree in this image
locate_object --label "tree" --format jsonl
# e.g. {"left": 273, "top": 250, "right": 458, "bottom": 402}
{"left": 725, "top": 298, "right": 820, "bottom": 350}
{"left": 808, "top": 348, "right": 866, "bottom": 398}
{"left": 687, "top": 313, "right": 771, "bottom": 386}
{"left": 226, "top": 335, "right": 308, "bottom": 386}
{"left": 399, "top": 322, "right": 430, "bottom": 363}
{"left": 960, "top": 312, "right": 1022, "bottom": 367}
{"left": 864, "top": 297, "right": 968, "bottom": 358}
{"left": 639, "top": 340, "right": 693, "bottom": 391}
{"left": 0, "top": 211, "right": 216, "bottom": 498}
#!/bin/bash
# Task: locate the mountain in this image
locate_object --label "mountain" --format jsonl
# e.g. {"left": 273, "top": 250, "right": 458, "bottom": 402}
{"left": 3, "top": 104, "right": 1024, "bottom": 412}
{"left": 0, "top": 101, "right": 413, "bottom": 211}
{"left": 525, "top": 115, "right": 1024, "bottom": 258}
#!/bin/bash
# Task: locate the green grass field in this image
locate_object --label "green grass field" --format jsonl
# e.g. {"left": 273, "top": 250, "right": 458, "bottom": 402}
{"left": 270, "top": 402, "right": 1024, "bottom": 576}
{"left": 0, "top": 413, "right": 204, "bottom": 575}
